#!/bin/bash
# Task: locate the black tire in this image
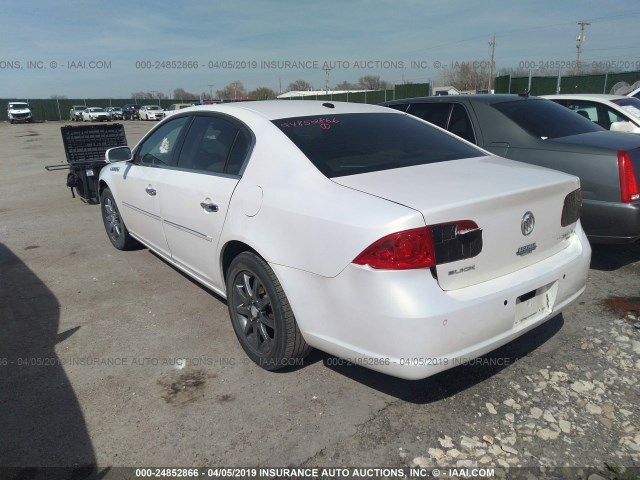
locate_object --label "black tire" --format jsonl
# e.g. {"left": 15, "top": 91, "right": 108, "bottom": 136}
{"left": 100, "top": 188, "right": 138, "bottom": 250}
{"left": 226, "top": 252, "right": 311, "bottom": 371}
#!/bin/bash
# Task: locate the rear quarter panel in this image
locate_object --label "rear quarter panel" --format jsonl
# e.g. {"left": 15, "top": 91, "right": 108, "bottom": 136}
{"left": 218, "top": 120, "right": 425, "bottom": 279}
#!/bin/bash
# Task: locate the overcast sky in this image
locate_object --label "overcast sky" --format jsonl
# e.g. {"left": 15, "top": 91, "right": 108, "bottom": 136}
{"left": 2, "top": 0, "right": 639, "bottom": 99}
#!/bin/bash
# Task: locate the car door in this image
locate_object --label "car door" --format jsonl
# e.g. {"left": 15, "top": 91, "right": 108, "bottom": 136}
{"left": 117, "top": 116, "right": 191, "bottom": 256}
{"left": 158, "top": 114, "right": 251, "bottom": 286}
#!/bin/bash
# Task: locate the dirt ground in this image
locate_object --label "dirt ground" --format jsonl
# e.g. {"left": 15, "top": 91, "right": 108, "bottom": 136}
{"left": 0, "top": 120, "right": 638, "bottom": 480}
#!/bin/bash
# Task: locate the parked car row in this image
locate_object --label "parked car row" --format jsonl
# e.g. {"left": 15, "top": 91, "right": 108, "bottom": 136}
{"left": 69, "top": 104, "right": 170, "bottom": 122}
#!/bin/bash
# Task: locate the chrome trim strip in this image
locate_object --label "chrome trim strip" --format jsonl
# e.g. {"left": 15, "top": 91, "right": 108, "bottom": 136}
{"left": 122, "top": 202, "right": 161, "bottom": 220}
{"left": 163, "top": 219, "right": 212, "bottom": 242}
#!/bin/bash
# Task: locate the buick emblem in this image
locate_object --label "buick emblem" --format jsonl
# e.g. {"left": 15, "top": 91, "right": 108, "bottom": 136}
{"left": 521, "top": 211, "right": 535, "bottom": 236}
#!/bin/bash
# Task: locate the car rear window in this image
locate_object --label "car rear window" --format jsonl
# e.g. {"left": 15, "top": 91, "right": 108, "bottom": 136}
{"left": 492, "top": 98, "right": 603, "bottom": 139}
{"left": 272, "top": 113, "right": 483, "bottom": 178}
{"left": 611, "top": 97, "right": 640, "bottom": 119}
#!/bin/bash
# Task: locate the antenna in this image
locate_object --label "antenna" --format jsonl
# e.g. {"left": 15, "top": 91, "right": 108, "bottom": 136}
{"left": 575, "top": 21, "right": 590, "bottom": 74}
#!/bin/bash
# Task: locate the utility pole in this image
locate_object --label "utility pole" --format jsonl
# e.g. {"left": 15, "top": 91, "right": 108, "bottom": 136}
{"left": 323, "top": 66, "right": 332, "bottom": 93}
{"left": 208, "top": 84, "right": 215, "bottom": 100}
{"left": 576, "top": 21, "right": 590, "bottom": 74}
{"left": 488, "top": 33, "right": 496, "bottom": 92}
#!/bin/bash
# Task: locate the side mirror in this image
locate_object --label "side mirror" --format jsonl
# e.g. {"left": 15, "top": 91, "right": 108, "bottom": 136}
{"left": 610, "top": 121, "right": 636, "bottom": 133}
{"left": 105, "top": 146, "right": 132, "bottom": 163}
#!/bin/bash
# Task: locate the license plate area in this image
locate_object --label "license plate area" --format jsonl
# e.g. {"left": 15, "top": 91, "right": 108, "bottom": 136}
{"left": 514, "top": 281, "right": 558, "bottom": 326}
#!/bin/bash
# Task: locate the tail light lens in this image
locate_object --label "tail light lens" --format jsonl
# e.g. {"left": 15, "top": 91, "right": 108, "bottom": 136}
{"left": 352, "top": 228, "right": 435, "bottom": 270}
{"left": 561, "top": 188, "right": 582, "bottom": 226}
{"left": 353, "top": 221, "right": 482, "bottom": 270}
{"left": 618, "top": 150, "right": 640, "bottom": 203}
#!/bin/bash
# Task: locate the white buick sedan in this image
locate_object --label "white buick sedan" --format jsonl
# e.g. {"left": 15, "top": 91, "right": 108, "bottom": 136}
{"left": 100, "top": 101, "right": 590, "bottom": 380}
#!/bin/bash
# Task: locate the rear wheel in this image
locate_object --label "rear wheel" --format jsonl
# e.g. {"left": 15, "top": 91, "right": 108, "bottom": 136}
{"left": 100, "top": 188, "right": 138, "bottom": 250}
{"left": 226, "top": 252, "right": 311, "bottom": 370}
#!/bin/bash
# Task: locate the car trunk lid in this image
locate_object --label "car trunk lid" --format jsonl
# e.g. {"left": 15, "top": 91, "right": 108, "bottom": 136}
{"left": 332, "top": 155, "right": 581, "bottom": 290}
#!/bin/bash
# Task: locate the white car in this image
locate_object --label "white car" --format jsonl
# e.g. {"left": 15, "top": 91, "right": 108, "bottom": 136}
{"left": 139, "top": 105, "right": 165, "bottom": 120}
{"left": 82, "top": 107, "right": 110, "bottom": 122}
{"left": 542, "top": 94, "right": 640, "bottom": 133}
{"left": 7, "top": 102, "right": 33, "bottom": 124}
{"left": 163, "top": 103, "right": 194, "bottom": 118}
{"left": 99, "top": 101, "right": 590, "bottom": 380}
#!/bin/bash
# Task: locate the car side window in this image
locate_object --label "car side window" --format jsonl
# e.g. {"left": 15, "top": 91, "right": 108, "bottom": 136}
{"left": 406, "top": 103, "right": 451, "bottom": 128}
{"left": 226, "top": 129, "right": 251, "bottom": 175}
{"left": 176, "top": 116, "right": 239, "bottom": 173}
{"left": 447, "top": 104, "right": 476, "bottom": 144}
{"left": 566, "top": 101, "right": 600, "bottom": 125}
{"left": 134, "top": 116, "right": 190, "bottom": 167}
{"left": 606, "top": 108, "right": 627, "bottom": 125}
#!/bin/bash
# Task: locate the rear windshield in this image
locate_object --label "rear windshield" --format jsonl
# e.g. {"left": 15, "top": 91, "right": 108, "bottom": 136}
{"left": 492, "top": 98, "right": 603, "bottom": 139}
{"left": 272, "top": 113, "right": 483, "bottom": 178}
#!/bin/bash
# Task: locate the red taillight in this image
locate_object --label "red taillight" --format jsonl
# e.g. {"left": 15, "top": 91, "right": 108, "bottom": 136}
{"left": 561, "top": 188, "right": 582, "bottom": 226}
{"left": 618, "top": 150, "right": 640, "bottom": 203}
{"left": 353, "top": 227, "right": 436, "bottom": 270}
{"left": 353, "top": 221, "right": 482, "bottom": 270}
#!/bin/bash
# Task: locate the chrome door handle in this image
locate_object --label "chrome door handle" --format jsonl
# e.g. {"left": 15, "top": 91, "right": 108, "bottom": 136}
{"left": 200, "top": 201, "right": 219, "bottom": 212}
{"left": 145, "top": 186, "right": 156, "bottom": 196}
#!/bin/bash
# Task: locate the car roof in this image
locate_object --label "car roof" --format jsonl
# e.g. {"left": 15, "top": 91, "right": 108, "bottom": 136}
{"left": 541, "top": 94, "right": 631, "bottom": 101}
{"left": 182, "top": 100, "right": 399, "bottom": 121}
{"left": 382, "top": 94, "right": 541, "bottom": 106}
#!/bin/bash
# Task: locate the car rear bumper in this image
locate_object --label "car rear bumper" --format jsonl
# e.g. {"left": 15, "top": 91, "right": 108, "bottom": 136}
{"left": 582, "top": 200, "right": 640, "bottom": 244}
{"left": 272, "top": 223, "right": 591, "bottom": 380}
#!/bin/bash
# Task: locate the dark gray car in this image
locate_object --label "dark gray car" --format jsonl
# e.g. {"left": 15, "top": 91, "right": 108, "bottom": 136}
{"left": 382, "top": 94, "right": 640, "bottom": 244}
